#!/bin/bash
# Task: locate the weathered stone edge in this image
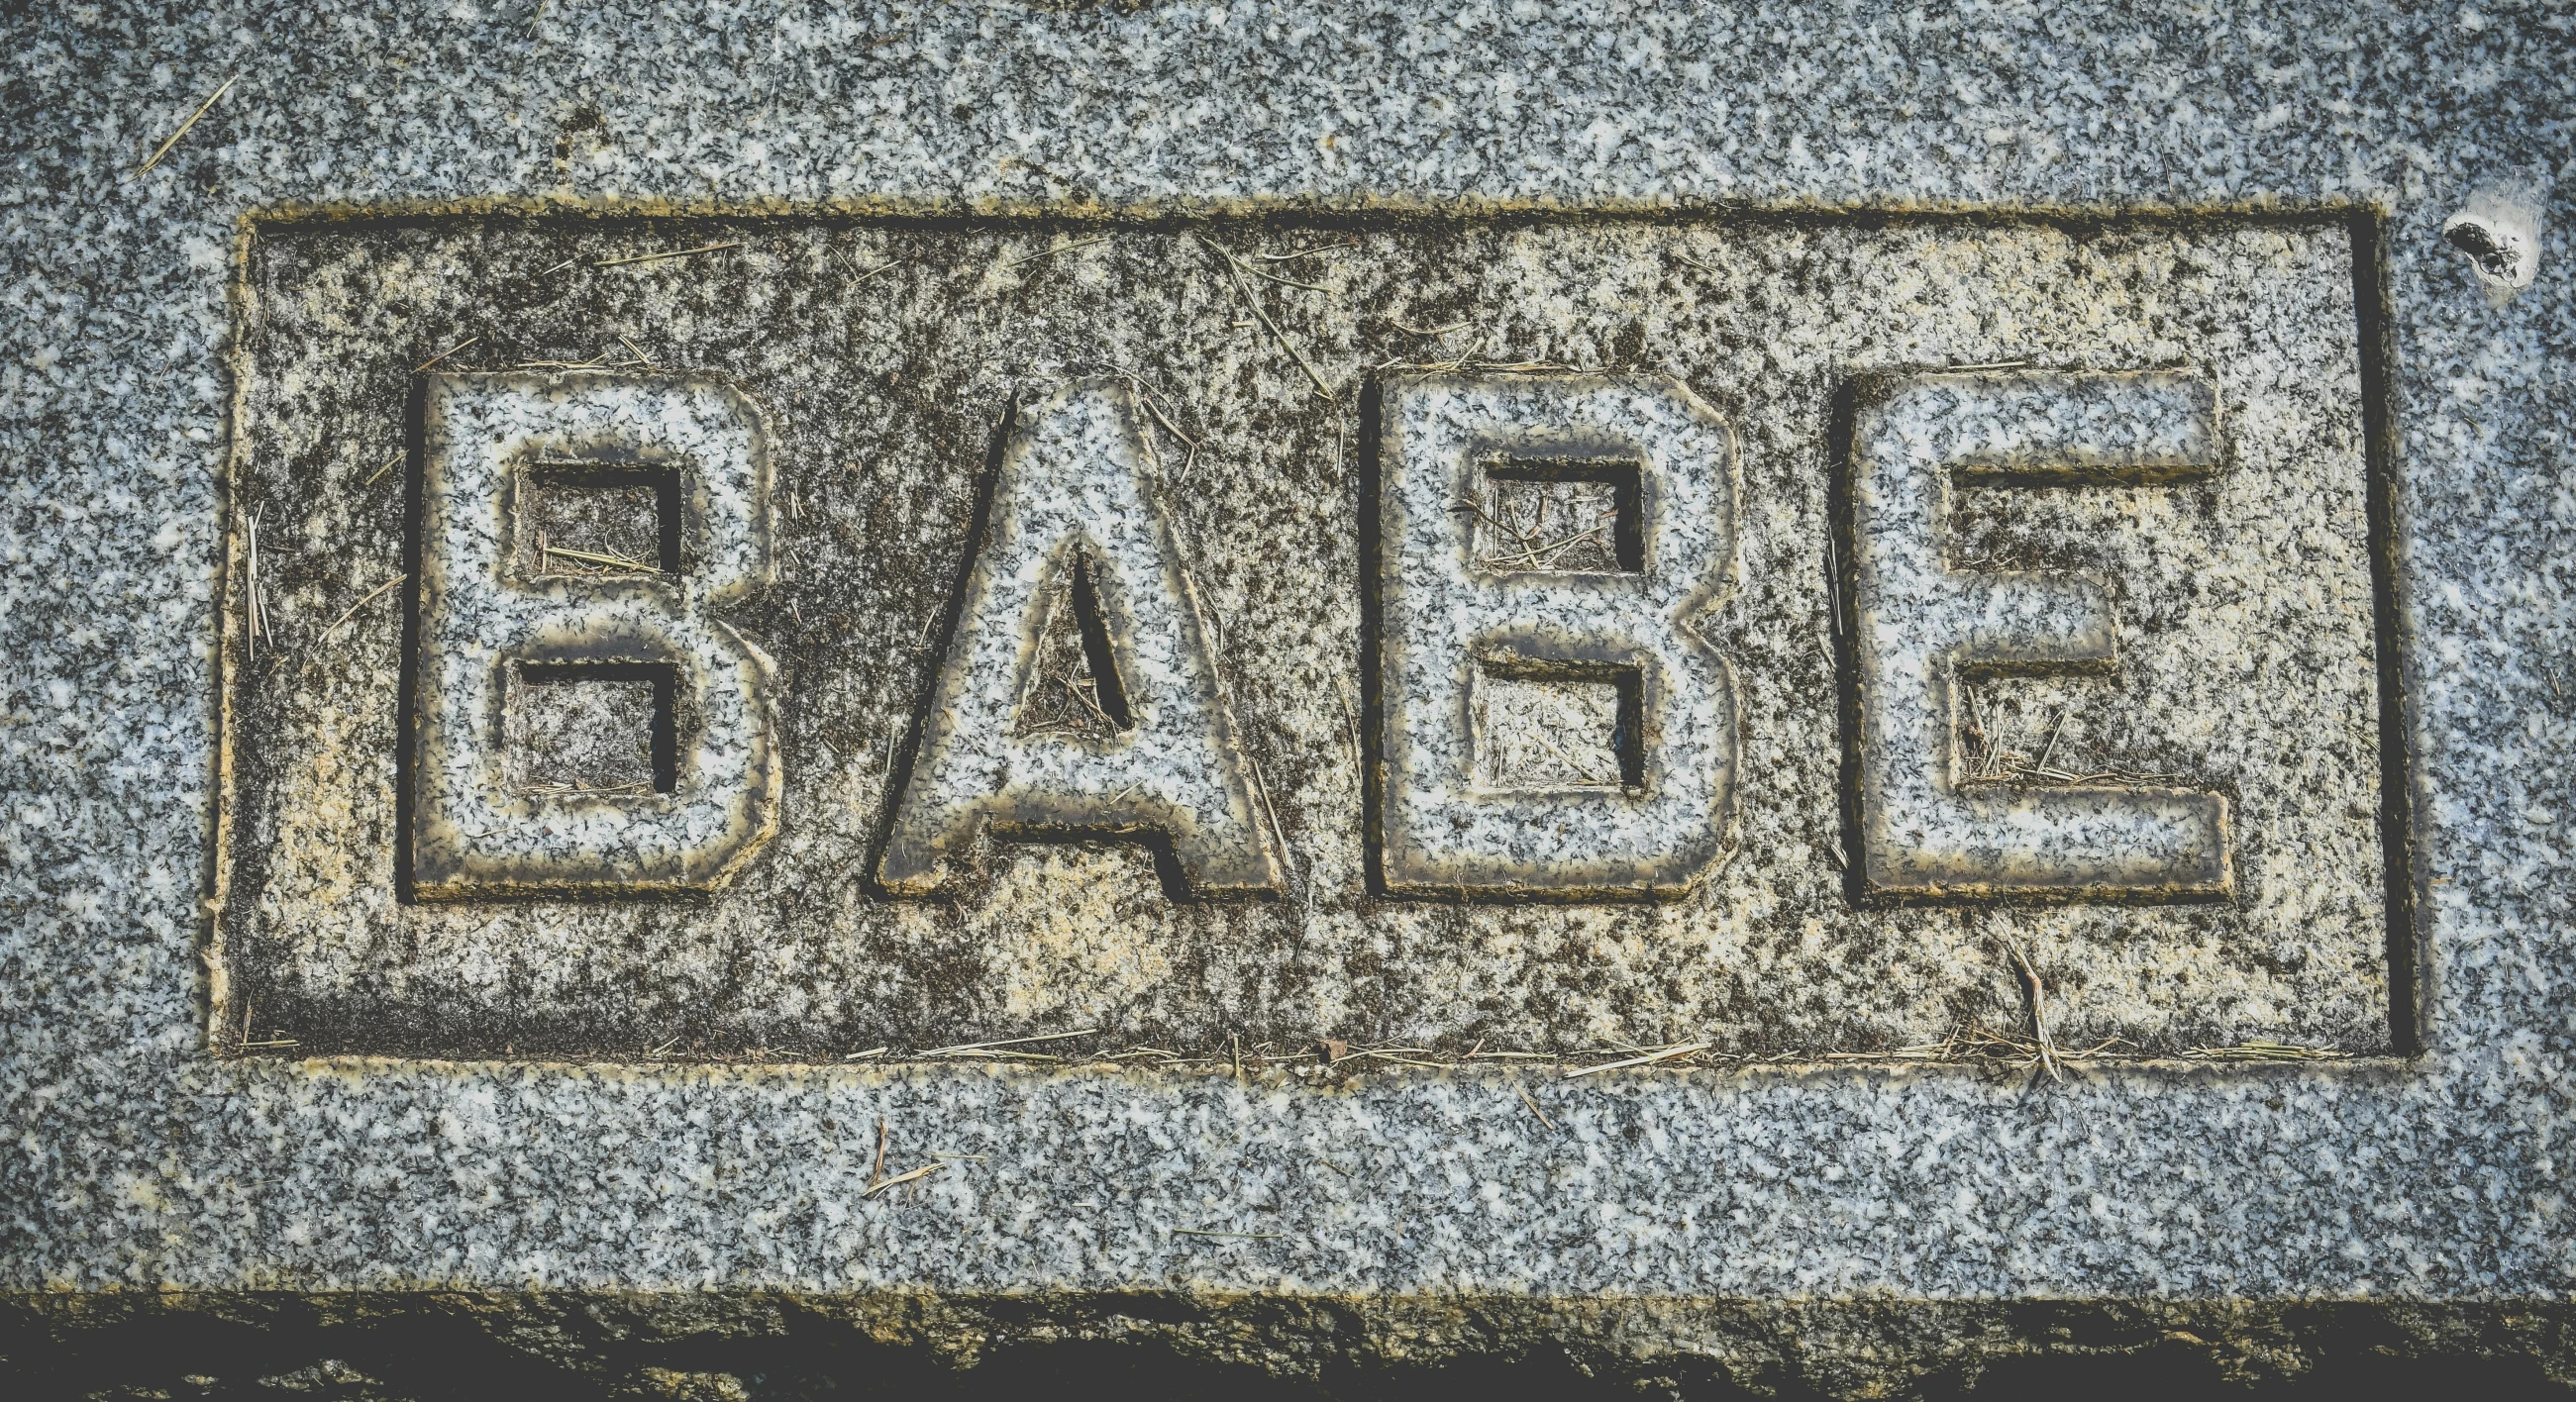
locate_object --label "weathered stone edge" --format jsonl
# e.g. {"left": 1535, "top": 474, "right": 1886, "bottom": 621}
{"left": 6, "top": 1291, "right": 2572, "bottom": 1399}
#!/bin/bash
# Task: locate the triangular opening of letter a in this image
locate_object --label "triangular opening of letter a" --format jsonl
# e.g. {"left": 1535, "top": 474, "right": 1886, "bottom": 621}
{"left": 1012, "top": 544, "right": 1133, "bottom": 741}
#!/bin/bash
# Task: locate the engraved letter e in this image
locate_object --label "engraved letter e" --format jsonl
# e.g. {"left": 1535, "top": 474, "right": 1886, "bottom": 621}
{"left": 1843, "top": 370, "right": 2231, "bottom": 901}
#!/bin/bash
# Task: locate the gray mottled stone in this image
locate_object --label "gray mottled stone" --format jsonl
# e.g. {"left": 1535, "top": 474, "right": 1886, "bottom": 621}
{"left": 2, "top": 0, "right": 2572, "bottom": 1394}
{"left": 212, "top": 217, "right": 2395, "bottom": 1061}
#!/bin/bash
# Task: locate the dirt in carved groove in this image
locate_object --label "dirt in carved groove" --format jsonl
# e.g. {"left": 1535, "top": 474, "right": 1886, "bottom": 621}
{"left": 216, "top": 214, "right": 2395, "bottom": 1062}
{"left": 1014, "top": 550, "right": 1132, "bottom": 741}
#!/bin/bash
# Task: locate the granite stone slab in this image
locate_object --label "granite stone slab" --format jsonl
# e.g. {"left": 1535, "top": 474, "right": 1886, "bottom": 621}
{"left": 218, "top": 214, "right": 2393, "bottom": 1063}
{"left": 3, "top": 1, "right": 2572, "bottom": 1396}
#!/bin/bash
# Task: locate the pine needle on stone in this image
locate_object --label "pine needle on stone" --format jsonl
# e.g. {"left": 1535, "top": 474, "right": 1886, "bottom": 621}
{"left": 415, "top": 336, "right": 480, "bottom": 372}
{"left": 1563, "top": 1043, "right": 1709, "bottom": 1078}
{"left": 316, "top": 573, "right": 404, "bottom": 643}
{"left": 1198, "top": 235, "right": 1333, "bottom": 399}
{"left": 849, "top": 257, "right": 904, "bottom": 288}
{"left": 244, "top": 508, "right": 270, "bottom": 663}
{"left": 137, "top": 73, "right": 238, "bottom": 175}
{"left": 2181, "top": 1039, "right": 2344, "bottom": 1062}
{"left": 920, "top": 1028, "right": 1099, "bottom": 1056}
{"left": 863, "top": 1162, "right": 942, "bottom": 1197}
{"left": 999, "top": 236, "right": 1108, "bottom": 270}
{"left": 543, "top": 545, "right": 658, "bottom": 573}
{"left": 1258, "top": 241, "right": 1353, "bottom": 262}
{"left": 596, "top": 241, "right": 744, "bottom": 269}
{"left": 1515, "top": 1083, "right": 1557, "bottom": 1131}
{"left": 2002, "top": 936, "right": 2062, "bottom": 1082}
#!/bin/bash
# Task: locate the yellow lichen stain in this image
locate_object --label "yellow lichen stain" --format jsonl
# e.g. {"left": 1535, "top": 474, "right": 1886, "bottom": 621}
{"left": 967, "top": 847, "right": 1174, "bottom": 1023}
{"left": 266, "top": 686, "right": 381, "bottom": 918}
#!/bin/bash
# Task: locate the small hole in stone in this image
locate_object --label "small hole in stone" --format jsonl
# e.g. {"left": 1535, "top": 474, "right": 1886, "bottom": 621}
{"left": 1472, "top": 659, "right": 1643, "bottom": 791}
{"left": 516, "top": 463, "right": 680, "bottom": 578}
{"left": 2442, "top": 218, "right": 2519, "bottom": 279}
{"left": 1471, "top": 454, "right": 1643, "bottom": 573}
{"left": 507, "top": 661, "right": 676, "bottom": 796}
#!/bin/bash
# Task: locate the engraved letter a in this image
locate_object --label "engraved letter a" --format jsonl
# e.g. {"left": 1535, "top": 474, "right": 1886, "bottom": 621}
{"left": 876, "top": 383, "right": 1283, "bottom": 897}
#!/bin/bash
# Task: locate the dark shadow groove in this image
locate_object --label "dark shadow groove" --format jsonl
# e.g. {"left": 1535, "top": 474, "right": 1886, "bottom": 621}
{"left": 2351, "top": 206, "right": 2423, "bottom": 1057}
{"left": 1356, "top": 378, "right": 1390, "bottom": 899}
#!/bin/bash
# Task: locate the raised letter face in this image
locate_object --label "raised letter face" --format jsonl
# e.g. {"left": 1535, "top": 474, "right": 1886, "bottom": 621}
{"left": 409, "top": 373, "right": 780, "bottom": 897}
{"left": 1376, "top": 374, "right": 1738, "bottom": 899}
{"left": 1844, "top": 370, "right": 2232, "bottom": 900}
{"left": 877, "top": 382, "right": 1282, "bottom": 897}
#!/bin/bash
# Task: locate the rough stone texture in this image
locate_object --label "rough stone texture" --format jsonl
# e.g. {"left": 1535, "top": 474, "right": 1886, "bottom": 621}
{"left": 505, "top": 670, "right": 662, "bottom": 796}
{"left": 10, "top": 1292, "right": 2576, "bottom": 1399}
{"left": 3, "top": 0, "right": 2572, "bottom": 1395}
{"left": 221, "top": 216, "right": 2386, "bottom": 1060}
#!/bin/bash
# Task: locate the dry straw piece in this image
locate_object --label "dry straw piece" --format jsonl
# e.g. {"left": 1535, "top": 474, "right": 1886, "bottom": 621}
{"left": 1564, "top": 1043, "right": 1710, "bottom": 1079}
{"left": 595, "top": 241, "right": 745, "bottom": 268}
{"left": 136, "top": 73, "right": 237, "bottom": 175}
{"left": 1515, "top": 1084, "right": 1557, "bottom": 1131}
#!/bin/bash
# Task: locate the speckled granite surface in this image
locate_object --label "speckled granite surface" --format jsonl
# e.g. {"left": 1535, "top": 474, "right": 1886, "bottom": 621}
{"left": 216, "top": 215, "right": 2395, "bottom": 1062}
{"left": 3, "top": 0, "right": 2572, "bottom": 1394}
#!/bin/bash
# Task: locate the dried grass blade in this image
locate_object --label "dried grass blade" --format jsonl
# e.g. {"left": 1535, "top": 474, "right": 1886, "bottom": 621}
{"left": 921, "top": 1027, "right": 1100, "bottom": 1056}
{"left": 137, "top": 73, "right": 238, "bottom": 175}
{"left": 1563, "top": 1043, "right": 1710, "bottom": 1079}
{"left": 1515, "top": 1083, "right": 1557, "bottom": 1130}
{"left": 317, "top": 573, "right": 404, "bottom": 642}
{"left": 863, "top": 1162, "right": 942, "bottom": 1197}
{"left": 596, "top": 241, "right": 744, "bottom": 268}
{"left": 1201, "top": 237, "right": 1332, "bottom": 398}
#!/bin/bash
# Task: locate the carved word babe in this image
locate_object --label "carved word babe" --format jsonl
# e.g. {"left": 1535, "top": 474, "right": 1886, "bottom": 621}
{"left": 406, "top": 369, "right": 2230, "bottom": 904}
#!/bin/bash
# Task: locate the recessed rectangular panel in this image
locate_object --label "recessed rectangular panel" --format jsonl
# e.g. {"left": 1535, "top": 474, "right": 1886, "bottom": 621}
{"left": 1473, "top": 667, "right": 1637, "bottom": 792}
{"left": 217, "top": 214, "right": 2397, "bottom": 1060}
{"left": 505, "top": 662, "right": 672, "bottom": 797}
